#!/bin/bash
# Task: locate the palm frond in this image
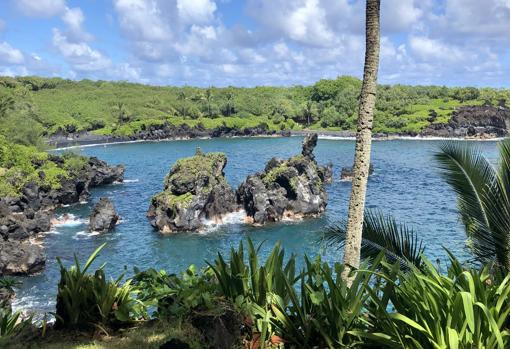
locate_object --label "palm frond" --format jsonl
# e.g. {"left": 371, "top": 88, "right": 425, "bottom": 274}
{"left": 436, "top": 141, "right": 510, "bottom": 269}
{"left": 324, "top": 210, "right": 425, "bottom": 270}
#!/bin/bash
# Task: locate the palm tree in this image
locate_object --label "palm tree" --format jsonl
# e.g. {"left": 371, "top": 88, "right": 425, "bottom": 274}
{"left": 177, "top": 90, "right": 187, "bottom": 117}
{"left": 0, "top": 96, "right": 15, "bottom": 119}
{"left": 302, "top": 100, "right": 317, "bottom": 127}
{"left": 112, "top": 102, "right": 130, "bottom": 125}
{"left": 342, "top": 0, "right": 381, "bottom": 284}
{"left": 325, "top": 210, "right": 425, "bottom": 270}
{"left": 436, "top": 140, "right": 510, "bottom": 270}
{"left": 224, "top": 89, "right": 234, "bottom": 117}
{"left": 205, "top": 88, "right": 213, "bottom": 118}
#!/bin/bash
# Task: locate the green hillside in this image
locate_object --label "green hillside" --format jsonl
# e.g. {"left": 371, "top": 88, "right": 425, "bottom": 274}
{"left": 0, "top": 75, "right": 508, "bottom": 146}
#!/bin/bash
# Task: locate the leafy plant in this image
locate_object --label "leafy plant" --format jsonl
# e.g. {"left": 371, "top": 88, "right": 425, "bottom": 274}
{"left": 370, "top": 253, "right": 510, "bottom": 348}
{"left": 324, "top": 209, "right": 425, "bottom": 270}
{"left": 54, "top": 243, "right": 145, "bottom": 330}
{"left": 0, "top": 307, "right": 31, "bottom": 340}
{"left": 436, "top": 140, "right": 510, "bottom": 270}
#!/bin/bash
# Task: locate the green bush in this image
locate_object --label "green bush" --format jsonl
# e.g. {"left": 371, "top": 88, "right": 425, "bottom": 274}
{"left": 55, "top": 244, "right": 145, "bottom": 330}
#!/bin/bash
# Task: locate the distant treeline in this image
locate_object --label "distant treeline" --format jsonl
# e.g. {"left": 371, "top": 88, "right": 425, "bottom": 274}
{"left": 0, "top": 75, "right": 508, "bottom": 146}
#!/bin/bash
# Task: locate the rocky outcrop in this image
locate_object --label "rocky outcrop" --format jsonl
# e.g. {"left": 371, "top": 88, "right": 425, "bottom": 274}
{"left": 89, "top": 198, "right": 119, "bottom": 232}
{"left": 340, "top": 164, "right": 374, "bottom": 181}
{"left": 237, "top": 134, "right": 331, "bottom": 225}
{"left": 147, "top": 149, "right": 237, "bottom": 233}
{"left": 0, "top": 240, "right": 45, "bottom": 275}
{"left": 0, "top": 156, "right": 124, "bottom": 276}
{"left": 421, "top": 105, "right": 510, "bottom": 138}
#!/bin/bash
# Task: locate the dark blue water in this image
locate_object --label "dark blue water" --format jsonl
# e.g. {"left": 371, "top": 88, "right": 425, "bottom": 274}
{"left": 13, "top": 137, "right": 499, "bottom": 314}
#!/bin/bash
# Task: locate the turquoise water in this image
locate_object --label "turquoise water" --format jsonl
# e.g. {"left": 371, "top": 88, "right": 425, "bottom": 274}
{"left": 13, "top": 137, "right": 499, "bottom": 314}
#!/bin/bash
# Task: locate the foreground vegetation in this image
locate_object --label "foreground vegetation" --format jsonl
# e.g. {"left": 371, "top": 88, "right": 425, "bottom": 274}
{"left": 2, "top": 238, "right": 510, "bottom": 349}
{"left": 1, "top": 75, "right": 509, "bottom": 146}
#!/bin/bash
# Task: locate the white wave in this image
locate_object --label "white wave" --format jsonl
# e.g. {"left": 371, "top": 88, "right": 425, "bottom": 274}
{"left": 73, "top": 230, "right": 100, "bottom": 240}
{"left": 123, "top": 179, "right": 139, "bottom": 183}
{"left": 79, "top": 200, "right": 88, "bottom": 204}
{"left": 44, "top": 230, "right": 61, "bottom": 235}
{"left": 201, "top": 210, "right": 247, "bottom": 232}
{"left": 52, "top": 213, "right": 87, "bottom": 228}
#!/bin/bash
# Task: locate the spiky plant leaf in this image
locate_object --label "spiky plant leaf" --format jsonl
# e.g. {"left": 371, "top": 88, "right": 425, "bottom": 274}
{"left": 324, "top": 210, "right": 425, "bottom": 270}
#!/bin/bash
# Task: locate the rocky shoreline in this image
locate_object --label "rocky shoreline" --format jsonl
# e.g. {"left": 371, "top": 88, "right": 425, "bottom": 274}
{"left": 47, "top": 104, "right": 510, "bottom": 149}
{"left": 0, "top": 157, "right": 124, "bottom": 276}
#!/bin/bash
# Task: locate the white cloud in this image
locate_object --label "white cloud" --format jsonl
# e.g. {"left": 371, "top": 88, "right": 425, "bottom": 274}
{"left": 177, "top": 0, "right": 216, "bottom": 24}
{"left": 113, "top": 0, "right": 172, "bottom": 41}
{"left": 61, "top": 7, "right": 93, "bottom": 41}
{"left": 0, "top": 42, "right": 24, "bottom": 64}
{"left": 381, "top": 0, "right": 423, "bottom": 32}
{"left": 52, "top": 29, "right": 111, "bottom": 71}
{"left": 16, "top": 0, "right": 66, "bottom": 17}
{"left": 408, "top": 36, "right": 465, "bottom": 63}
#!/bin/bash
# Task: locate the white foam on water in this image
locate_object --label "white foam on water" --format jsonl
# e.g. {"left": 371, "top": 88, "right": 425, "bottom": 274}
{"left": 44, "top": 229, "right": 61, "bottom": 235}
{"left": 52, "top": 213, "right": 87, "bottom": 228}
{"left": 201, "top": 210, "right": 247, "bottom": 232}
{"left": 73, "top": 230, "right": 100, "bottom": 240}
{"left": 123, "top": 179, "right": 139, "bottom": 183}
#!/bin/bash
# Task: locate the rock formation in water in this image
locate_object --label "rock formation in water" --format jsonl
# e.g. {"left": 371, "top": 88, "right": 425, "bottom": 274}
{"left": 421, "top": 105, "right": 510, "bottom": 138}
{"left": 89, "top": 197, "right": 119, "bottom": 232}
{"left": 0, "top": 157, "right": 124, "bottom": 276}
{"left": 340, "top": 164, "right": 374, "bottom": 181}
{"left": 237, "top": 134, "right": 332, "bottom": 225}
{"left": 147, "top": 149, "right": 237, "bottom": 233}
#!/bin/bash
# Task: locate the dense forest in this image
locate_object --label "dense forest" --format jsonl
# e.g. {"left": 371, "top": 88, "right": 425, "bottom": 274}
{"left": 1, "top": 75, "right": 509, "bottom": 147}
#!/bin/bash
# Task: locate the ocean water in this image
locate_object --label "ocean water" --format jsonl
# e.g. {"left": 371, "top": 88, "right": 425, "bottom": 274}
{"left": 13, "top": 137, "right": 499, "bottom": 314}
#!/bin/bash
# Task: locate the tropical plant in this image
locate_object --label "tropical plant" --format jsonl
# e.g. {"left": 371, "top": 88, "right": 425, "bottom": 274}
{"left": 0, "top": 278, "right": 21, "bottom": 293}
{"left": 436, "top": 140, "right": 510, "bottom": 270}
{"left": 0, "top": 96, "right": 15, "bottom": 119}
{"left": 325, "top": 209, "right": 425, "bottom": 270}
{"left": 370, "top": 254, "right": 510, "bottom": 349}
{"left": 133, "top": 265, "right": 218, "bottom": 318}
{"left": 269, "top": 255, "right": 388, "bottom": 348}
{"left": 54, "top": 243, "right": 145, "bottom": 330}
{"left": 342, "top": 0, "right": 381, "bottom": 284}
{"left": 0, "top": 307, "right": 31, "bottom": 340}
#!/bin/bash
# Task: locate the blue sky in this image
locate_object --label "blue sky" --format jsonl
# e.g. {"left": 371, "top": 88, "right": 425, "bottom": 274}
{"left": 0, "top": 0, "right": 509, "bottom": 87}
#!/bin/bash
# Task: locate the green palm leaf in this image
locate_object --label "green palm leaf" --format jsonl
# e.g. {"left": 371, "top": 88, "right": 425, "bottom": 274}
{"left": 435, "top": 140, "right": 510, "bottom": 269}
{"left": 324, "top": 210, "right": 425, "bottom": 270}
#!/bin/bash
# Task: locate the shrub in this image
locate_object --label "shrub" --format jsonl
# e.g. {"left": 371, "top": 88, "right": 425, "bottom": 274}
{"left": 54, "top": 244, "right": 145, "bottom": 330}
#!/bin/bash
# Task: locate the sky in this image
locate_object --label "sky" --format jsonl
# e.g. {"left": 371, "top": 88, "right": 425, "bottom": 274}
{"left": 0, "top": 0, "right": 509, "bottom": 87}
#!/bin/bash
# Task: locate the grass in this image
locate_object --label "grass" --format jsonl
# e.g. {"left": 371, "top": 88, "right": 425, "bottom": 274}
{"left": 1, "top": 320, "right": 201, "bottom": 349}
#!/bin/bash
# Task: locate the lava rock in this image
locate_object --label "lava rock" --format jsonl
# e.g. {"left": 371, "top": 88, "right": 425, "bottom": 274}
{"left": 421, "top": 105, "right": 510, "bottom": 138}
{"left": 237, "top": 134, "right": 330, "bottom": 225}
{"left": 147, "top": 149, "right": 237, "bottom": 233}
{"left": 89, "top": 198, "right": 119, "bottom": 232}
{"left": 0, "top": 240, "right": 45, "bottom": 275}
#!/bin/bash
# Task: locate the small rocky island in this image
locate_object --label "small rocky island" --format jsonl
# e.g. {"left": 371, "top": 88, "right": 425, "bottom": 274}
{"left": 147, "top": 149, "right": 237, "bottom": 233}
{"left": 0, "top": 157, "right": 124, "bottom": 275}
{"left": 237, "top": 134, "right": 332, "bottom": 224}
{"left": 148, "top": 134, "right": 332, "bottom": 232}
{"left": 89, "top": 197, "right": 120, "bottom": 232}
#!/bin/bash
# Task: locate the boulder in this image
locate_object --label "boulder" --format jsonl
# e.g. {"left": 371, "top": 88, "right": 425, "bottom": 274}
{"left": 340, "top": 164, "right": 374, "bottom": 181}
{"left": 0, "top": 240, "right": 45, "bottom": 275}
{"left": 89, "top": 197, "right": 119, "bottom": 232}
{"left": 237, "top": 134, "right": 330, "bottom": 225}
{"left": 147, "top": 149, "right": 237, "bottom": 233}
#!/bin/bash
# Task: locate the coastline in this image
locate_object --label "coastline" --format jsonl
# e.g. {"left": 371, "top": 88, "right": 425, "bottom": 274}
{"left": 48, "top": 129, "right": 503, "bottom": 150}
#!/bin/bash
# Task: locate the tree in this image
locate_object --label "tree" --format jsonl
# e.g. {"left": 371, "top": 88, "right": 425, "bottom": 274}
{"left": 223, "top": 89, "right": 235, "bottom": 117}
{"left": 342, "top": 0, "right": 380, "bottom": 285}
{"left": 204, "top": 88, "right": 213, "bottom": 117}
{"left": 0, "top": 96, "right": 15, "bottom": 119}
{"left": 300, "top": 100, "right": 317, "bottom": 126}
{"left": 112, "top": 102, "right": 130, "bottom": 125}
{"left": 176, "top": 90, "right": 188, "bottom": 117}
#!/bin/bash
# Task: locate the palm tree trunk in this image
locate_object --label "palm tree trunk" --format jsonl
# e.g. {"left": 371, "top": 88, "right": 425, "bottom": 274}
{"left": 341, "top": 0, "right": 380, "bottom": 285}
